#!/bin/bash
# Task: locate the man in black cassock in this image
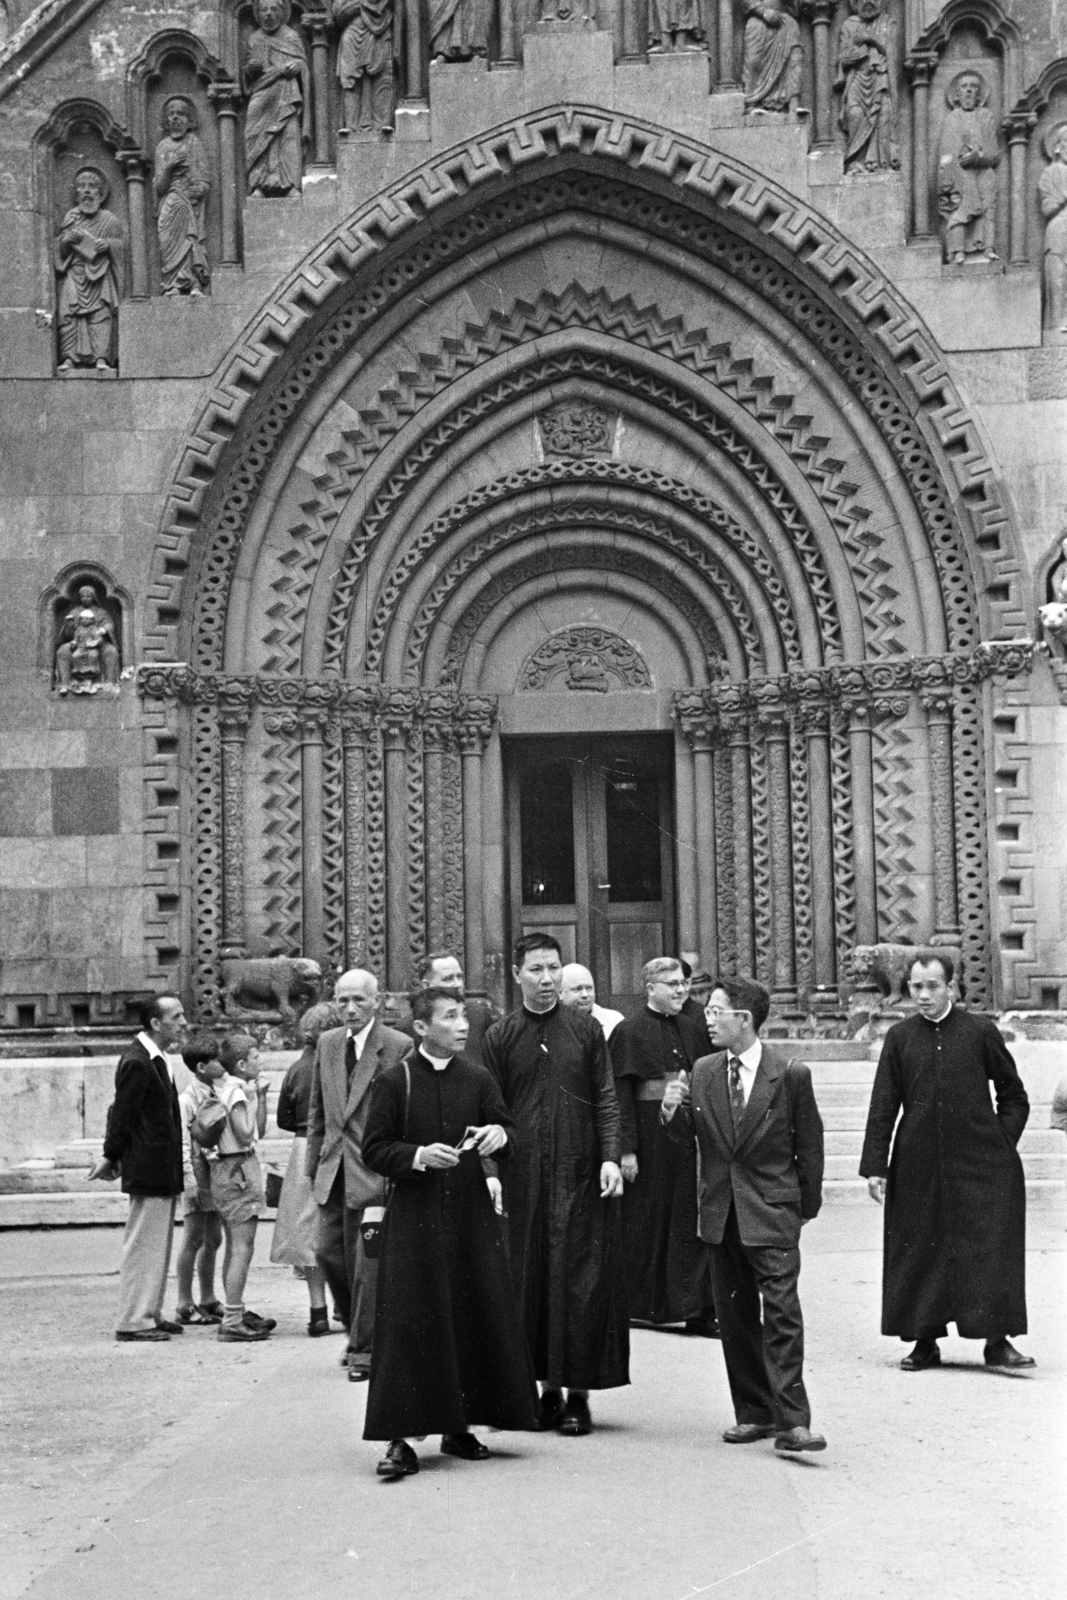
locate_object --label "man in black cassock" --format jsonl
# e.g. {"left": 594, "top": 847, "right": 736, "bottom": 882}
{"left": 483, "top": 933, "right": 629, "bottom": 1437}
{"left": 361, "top": 988, "right": 538, "bottom": 1478}
{"left": 612, "top": 956, "right": 718, "bottom": 1334}
{"left": 860, "top": 953, "right": 1035, "bottom": 1374}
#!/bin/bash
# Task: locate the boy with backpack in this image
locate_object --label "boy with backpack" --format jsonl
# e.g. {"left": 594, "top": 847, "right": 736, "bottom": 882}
{"left": 176, "top": 1033, "right": 226, "bottom": 1324}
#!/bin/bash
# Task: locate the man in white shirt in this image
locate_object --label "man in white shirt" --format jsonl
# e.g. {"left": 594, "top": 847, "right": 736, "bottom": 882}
{"left": 559, "top": 963, "right": 625, "bottom": 1040}
{"left": 306, "top": 969, "right": 411, "bottom": 1380}
{"left": 662, "top": 976, "right": 826, "bottom": 1452}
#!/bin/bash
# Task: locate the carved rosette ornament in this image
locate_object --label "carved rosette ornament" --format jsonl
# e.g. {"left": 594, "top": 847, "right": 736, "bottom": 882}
{"left": 520, "top": 627, "right": 652, "bottom": 693}
{"left": 537, "top": 403, "right": 614, "bottom": 459}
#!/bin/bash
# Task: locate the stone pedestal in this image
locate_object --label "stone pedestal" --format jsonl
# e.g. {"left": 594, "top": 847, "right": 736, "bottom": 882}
{"left": 523, "top": 27, "right": 615, "bottom": 112}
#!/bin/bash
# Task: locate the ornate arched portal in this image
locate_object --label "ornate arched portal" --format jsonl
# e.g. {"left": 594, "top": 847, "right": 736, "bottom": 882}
{"left": 139, "top": 107, "right": 1035, "bottom": 1018}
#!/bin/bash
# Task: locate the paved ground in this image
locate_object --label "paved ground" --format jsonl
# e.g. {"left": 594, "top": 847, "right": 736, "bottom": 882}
{"left": 1, "top": 1207, "right": 1064, "bottom": 1600}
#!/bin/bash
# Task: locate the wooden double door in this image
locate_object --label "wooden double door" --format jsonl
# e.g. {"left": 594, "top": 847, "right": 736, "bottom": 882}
{"left": 506, "top": 736, "right": 677, "bottom": 1014}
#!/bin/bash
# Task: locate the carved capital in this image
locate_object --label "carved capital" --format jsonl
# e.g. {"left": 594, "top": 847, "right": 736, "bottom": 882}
{"left": 118, "top": 149, "right": 150, "bottom": 181}
{"left": 263, "top": 709, "right": 300, "bottom": 737}
{"left": 791, "top": 701, "right": 831, "bottom": 734}
{"left": 920, "top": 688, "right": 953, "bottom": 718}
{"left": 904, "top": 50, "right": 938, "bottom": 88}
{"left": 454, "top": 694, "right": 498, "bottom": 754}
{"left": 207, "top": 79, "right": 244, "bottom": 116}
{"left": 298, "top": 706, "right": 330, "bottom": 741}
{"left": 872, "top": 695, "right": 910, "bottom": 720}
{"left": 1002, "top": 111, "right": 1037, "bottom": 146}
{"left": 217, "top": 703, "right": 252, "bottom": 738}
{"left": 379, "top": 688, "right": 421, "bottom": 751}
{"left": 258, "top": 677, "right": 303, "bottom": 708}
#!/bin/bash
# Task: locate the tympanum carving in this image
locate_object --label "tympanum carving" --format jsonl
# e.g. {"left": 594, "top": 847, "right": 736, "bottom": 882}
{"left": 1039, "top": 123, "right": 1067, "bottom": 335}
{"left": 519, "top": 627, "right": 652, "bottom": 693}
{"left": 835, "top": 0, "right": 899, "bottom": 173}
{"left": 938, "top": 71, "right": 1001, "bottom": 266}
{"left": 538, "top": 403, "right": 613, "bottom": 457}
{"left": 334, "top": 0, "right": 396, "bottom": 134}
{"left": 154, "top": 96, "right": 211, "bottom": 296}
{"left": 741, "top": 1, "right": 802, "bottom": 114}
{"left": 54, "top": 166, "right": 124, "bottom": 373}
{"left": 244, "top": 0, "right": 311, "bottom": 196}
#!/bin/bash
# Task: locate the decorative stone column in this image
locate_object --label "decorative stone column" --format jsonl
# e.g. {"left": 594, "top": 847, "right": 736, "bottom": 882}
{"left": 119, "top": 152, "right": 150, "bottom": 299}
{"left": 905, "top": 52, "right": 937, "bottom": 240}
{"left": 498, "top": 0, "right": 519, "bottom": 67}
{"left": 421, "top": 697, "right": 454, "bottom": 952}
{"left": 403, "top": 0, "right": 426, "bottom": 104}
{"left": 845, "top": 699, "right": 878, "bottom": 946}
{"left": 208, "top": 80, "right": 243, "bottom": 266}
{"left": 673, "top": 726, "right": 699, "bottom": 956}
{"left": 677, "top": 697, "right": 719, "bottom": 976}
{"left": 299, "top": 704, "right": 330, "bottom": 963}
{"left": 455, "top": 696, "right": 498, "bottom": 992}
{"left": 810, "top": 0, "right": 834, "bottom": 147}
{"left": 218, "top": 696, "right": 253, "bottom": 958}
{"left": 759, "top": 708, "right": 796, "bottom": 1007}
{"left": 1004, "top": 112, "right": 1036, "bottom": 267}
{"left": 799, "top": 703, "right": 836, "bottom": 993}
{"left": 714, "top": 0, "right": 738, "bottom": 90}
{"left": 381, "top": 690, "right": 420, "bottom": 989}
{"left": 307, "top": 9, "right": 333, "bottom": 166}
{"left": 724, "top": 714, "right": 754, "bottom": 975}
{"left": 341, "top": 692, "right": 375, "bottom": 970}
{"left": 921, "top": 689, "right": 961, "bottom": 944}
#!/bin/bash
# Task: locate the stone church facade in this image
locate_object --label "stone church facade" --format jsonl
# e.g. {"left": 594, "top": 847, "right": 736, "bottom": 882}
{"left": 1, "top": 0, "right": 1066, "bottom": 1027}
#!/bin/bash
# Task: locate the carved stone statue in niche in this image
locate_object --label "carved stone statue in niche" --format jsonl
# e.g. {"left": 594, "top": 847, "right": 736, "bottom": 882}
{"left": 648, "top": 0, "right": 704, "bottom": 54}
{"left": 154, "top": 97, "right": 211, "bottom": 296}
{"left": 938, "top": 71, "right": 1001, "bottom": 265}
{"left": 1039, "top": 123, "right": 1067, "bottom": 334}
{"left": 54, "top": 583, "right": 121, "bottom": 695}
{"left": 741, "top": 0, "right": 802, "bottom": 113}
{"left": 834, "top": 0, "right": 899, "bottom": 173}
{"left": 243, "top": 0, "right": 311, "bottom": 195}
{"left": 333, "top": 0, "right": 396, "bottom": 134}
{"left": 429, "top": 0, "right": 489, "bottom": 63}
{"left": 1039, "top": 533, "right": 1067, "bottom": 659}
{"left": 54, "top": 167, "right": 125, "bottom": 373}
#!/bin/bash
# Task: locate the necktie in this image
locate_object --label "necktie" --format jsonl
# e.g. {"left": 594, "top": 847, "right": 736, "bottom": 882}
{"left": 345, "top": 1032, "right": 356, "bottom": 1086}
{"left": 728, "top": 1057, "right": 745, "bottom": 1132}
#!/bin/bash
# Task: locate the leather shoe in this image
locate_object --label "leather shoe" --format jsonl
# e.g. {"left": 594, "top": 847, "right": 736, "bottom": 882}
{"left": 441, "top": 1432, "right": 490, "bottom": 1461}
{"left": 377, "top": 1439, "right": 419, "bottom": 1478}
{"left": 537, "top": 1388, "right": 565, "bottom": 1430}
{"left": 116, "top": 1328, "right": 170, "bottom": 1342}
{"left": 901, "top": 1340, "right": 941, "bottom": 1371}
{"left": 722, "top": 1422, "right": 776, "bottom": 1443}
{"left": 559, "top": 1394, "right": 593, "bottom": 1436}
{"left": 218, "top": 1322, "right": 270, "bottom": 1342}
{"left": 775, "top": 1427, "right": 827, "bottom": 1453}
{"left": 154, "top": 1318, "right": 184, "bottom": 1335}
{"left": 243, "top": 1310, "right": 277, "bottom": 1332}
{"left": 984, "top": 1339, "right": 1036, "bottom": 1370}
{"left": 348, "top": 1362, "right": 371, "bottom": 1383}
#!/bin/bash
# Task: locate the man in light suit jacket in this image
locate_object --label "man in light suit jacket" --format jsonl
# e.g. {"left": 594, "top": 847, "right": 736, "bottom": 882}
{"left": 662, "top": 975, "right": 826, "bottom": 1452}
{"left": 307, "top": 968, "right": 411, "bottom": 1379}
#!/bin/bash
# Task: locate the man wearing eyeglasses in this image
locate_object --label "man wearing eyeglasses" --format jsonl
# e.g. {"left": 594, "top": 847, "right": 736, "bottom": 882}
{"left": 661, "top": 976, "right": 827, "bottom": 1452}
{"left": 610, "top": 957, "right": 718, "bottom": 1335}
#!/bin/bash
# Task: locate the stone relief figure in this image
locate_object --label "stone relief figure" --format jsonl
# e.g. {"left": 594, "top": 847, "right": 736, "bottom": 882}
{"left": 834, "top": 0, "right": 899, "bottom": 173}
{"left": 54, "top": 167, "right": 125, "bottom": 373}
{"left": 153, "top": 97, "right": 211, "bottom": 296}
{"left": 429, "top": 0, "right": 489, "bottom": 63}
{"left": 1039, "top": 533, "right": 1067, "bottom": 659}
{"left": 741, "top": 0, "right": 802, "bottom": 113}
{"left": 55, "top": 584, "right": 121, "bottom": 695}
{"left": 333, "top": 0, "right": 396, "bottom": 134}
{"left": 648, "top": 0, "right": 704, "bottom": 54}
{"left": 243, "top": 0, "right": 312, "bottom": 195}
{"left": 937, "top": 71, "right": 1001, "bottom": 265}
{"left": 1039, "top": 123, "right": 1067, "bottom": 334}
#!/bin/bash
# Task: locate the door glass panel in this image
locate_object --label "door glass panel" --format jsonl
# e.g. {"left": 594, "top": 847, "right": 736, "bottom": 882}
{"left": 521, "top": 922, "right": 577, "bottom": 964}
{"left": 604, "top": 765, "right": 663, "bottom": 902}
{"left": 520, "top": 760, "right": 576, "bottom": 904}
{"left": 609, "top": 923, "right": 664, "bottom": 994}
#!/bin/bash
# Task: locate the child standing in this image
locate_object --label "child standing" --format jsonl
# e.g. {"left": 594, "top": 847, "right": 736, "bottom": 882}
{"left": 271, "top": 1002, "right": 341, "bottom": 1334}
{"left": 209, "top": 1033, "right": 276, "bottom": 1343}
{"left": 176, "top": 1033, "right": 225, "bottom": 1324}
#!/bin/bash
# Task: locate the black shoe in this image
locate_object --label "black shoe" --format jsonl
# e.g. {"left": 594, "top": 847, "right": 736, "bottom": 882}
{"left": 116, "top": 1328, "right": 170, "bottom": 1342}
{"left": 684, "top": 1316, "right": 721, "bottom": 1339}
{"left": 984, "top": 1339, "right": 1036, "bottom": 1371}
{"left": 537, "top": 1388, "right": 565, "bottom": 1430}
{"left": 377, "top": 1439, "right": 419, "bottom": 1478}
{"left": 441, "top": 1432, "right": 490, "bottom": 1460}
{"left": 243, "top": 1310, "right": 277, "bottom": 1332}
{"left": 722, "top": 1422, "right": 776, "bottom": 1443}
{"left": 308, "top": 1312, "right": 333, "bottom": 1337}
{"left": 218, "top": 1322, "right": 270, "bottom": 1342}
{"left": 155, "top": 1318, "right": 185, "bottom": 1335}
{"left": 348, "top": 1361, "right": 371, "bottom": 1383}
{"left": 901, "top": 1340, "right": 941, "bottom": 1371}
{"left": 559, "top": 1394, "right": 593, "bottom": 1436}
{"left": 775, "top": 1426, "right": 827, "bottom": 1453}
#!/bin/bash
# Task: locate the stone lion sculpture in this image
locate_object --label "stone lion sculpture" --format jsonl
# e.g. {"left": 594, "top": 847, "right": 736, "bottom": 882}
{"left": 220, "top": 955, "right": 323, "bottom": 1020}
{"left": 849, "top": 944, "right": 964, "bottom": 1006}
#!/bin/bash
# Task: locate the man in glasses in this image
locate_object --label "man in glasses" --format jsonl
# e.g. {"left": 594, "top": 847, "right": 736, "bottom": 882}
{"left": 610, "top": 957, "right": 718, "bottom": 1335}
{"left": 662, "top": 976, "right": 827, "bottom": 1452}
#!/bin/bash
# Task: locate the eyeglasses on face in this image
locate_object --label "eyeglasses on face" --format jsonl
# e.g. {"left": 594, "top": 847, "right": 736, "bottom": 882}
{"left": 704, "top": 1005, "right": 746, "bottom": 1018}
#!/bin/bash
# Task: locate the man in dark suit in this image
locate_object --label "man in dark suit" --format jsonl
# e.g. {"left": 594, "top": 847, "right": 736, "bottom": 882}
{"left": 89, "top": 994, "right": 188, "bottom": 1341}
{"left": 306, "top": 968, "right": 411, "bottom": 1380}
{"left": 662, "top": 975, "right": 826, "bottom": 1452}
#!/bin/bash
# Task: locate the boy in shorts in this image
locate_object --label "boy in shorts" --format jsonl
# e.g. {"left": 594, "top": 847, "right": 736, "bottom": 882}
{"left": 176, "top": 1033, "right": 225, "bottom": 1324}
{"left": 209, "top": 1033, "right": 276, "bottom": 1343}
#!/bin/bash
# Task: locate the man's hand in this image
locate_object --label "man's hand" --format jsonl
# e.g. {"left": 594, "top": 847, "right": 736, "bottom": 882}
{"left": 867, "top": 1176, "right": 886, "bottom": 1204}
{"left": 420, "top": 1142, "right": 460, "bottom": 1170}
{"left": 473, "top": 1124, "right": 507, "bottom": 1157}
{"left": 661, "top": 1069, "right": 690, "bottom": 1119}
{"left": 600, "top": 1161, "right": 623, "bottom": 1199}
{"left": 620, "top": 1153, "right": 639, "bottom": 1184}
{"left": 485, "top": 1176, "right": 503, "bottom": 1215}
{"left": 89, "top": 1158, "right": 118, "bottom": 1182}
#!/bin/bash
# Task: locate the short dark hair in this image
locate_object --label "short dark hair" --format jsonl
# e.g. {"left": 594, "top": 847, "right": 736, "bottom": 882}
{"left": 910, "top": 952, "right": 955, "bottom": 985}
{"left": 138, "top": 993, "right": 180, "bottom": 1032}
{"left": 513, "top": 931, "right": 562, "bottom": 970}
{"left": 414, "top": 950, "right": 462, "bottom": 986}
{"left": 712, "top": 976, "right": 771, "bottom": 1035}
{"left": 410, "top": 987, "right": 465, "bottom": 1026}
{"left": 218, "top": 1032, "right": 256, "bottom": 1069}
{"left": 181, "top": 1031, "right": 221, "bottom": 1071}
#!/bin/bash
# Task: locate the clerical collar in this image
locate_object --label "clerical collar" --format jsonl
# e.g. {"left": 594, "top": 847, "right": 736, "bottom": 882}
{"left": 645, "top": 1005, "right": 677, "bottom": 1020}
{"left": 418, "top": 1045, "right": 453, "bottom": 1071}
{"left": 920, "top": 1002, "right": 953, "bottom": 1025}
{"left": 523, "top": 1001, "right": 558, "bottom": 1018}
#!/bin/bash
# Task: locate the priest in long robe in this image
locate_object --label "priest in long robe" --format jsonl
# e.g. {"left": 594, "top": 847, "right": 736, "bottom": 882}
{"left": 362, "top": 988, "right": 537, "bottom": 1477}
{"left": 484, "top": 934, "right": 628, "bottom": 1437}
{"left": 860, "top": 953, "right": 1034, "bottom": 1373}
{"left": 612, "top": 957, "right": 717, "bottom": 1333}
